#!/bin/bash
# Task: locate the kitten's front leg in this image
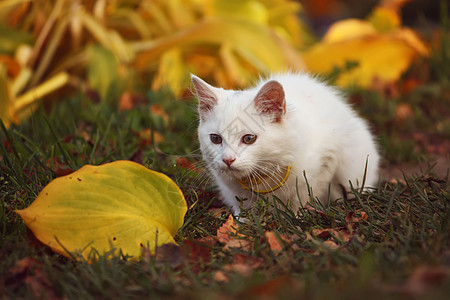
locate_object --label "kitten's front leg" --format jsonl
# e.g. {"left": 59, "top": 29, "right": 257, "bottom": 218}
{"left": 305, "top": 151, "right": 340, "bottom": 205}
{"left": 217, "top": 182, "right": 242, "bottom": 216}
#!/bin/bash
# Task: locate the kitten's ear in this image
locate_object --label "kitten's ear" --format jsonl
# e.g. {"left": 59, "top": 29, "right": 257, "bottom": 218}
{"left": 254, "top": 80, "right": 286, "bottom": 123}
{"left": 191, "top": 74, "right": 218, "bottom": 120}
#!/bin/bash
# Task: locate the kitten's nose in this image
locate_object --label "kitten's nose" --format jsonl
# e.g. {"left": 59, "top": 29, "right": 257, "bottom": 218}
{"left": 222, "top": 157, "right": 236, "bottom": 168}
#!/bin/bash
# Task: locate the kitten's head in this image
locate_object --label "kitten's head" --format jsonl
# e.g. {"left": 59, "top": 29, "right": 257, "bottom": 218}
{"left": 192, "top": 74, "right": 291, "bottom": 180}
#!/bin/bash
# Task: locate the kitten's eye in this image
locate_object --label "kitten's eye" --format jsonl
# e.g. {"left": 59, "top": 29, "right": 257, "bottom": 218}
{"left": 241, "top": 134, "right": 257, "bottom": 145}
{"left": 210, "top": 134, "right": 222, "bottom": 144}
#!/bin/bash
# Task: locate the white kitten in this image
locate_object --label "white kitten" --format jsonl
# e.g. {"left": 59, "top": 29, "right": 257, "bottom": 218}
{"left": 192, "top": 72, "right": 380, "bottom": 215}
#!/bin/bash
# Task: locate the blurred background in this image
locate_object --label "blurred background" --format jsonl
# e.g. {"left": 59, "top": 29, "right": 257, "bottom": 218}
{"left": 0, "top": 0, "right": 445, "bottom": 132}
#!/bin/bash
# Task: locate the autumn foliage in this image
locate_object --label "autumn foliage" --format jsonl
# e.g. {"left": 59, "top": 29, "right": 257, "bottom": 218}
{"left": 0, "top": 0, "right": 429, "bottom": 128}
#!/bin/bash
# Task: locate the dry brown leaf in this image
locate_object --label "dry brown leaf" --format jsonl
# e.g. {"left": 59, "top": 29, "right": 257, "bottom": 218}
{"left": 265, "top": 231, "right": 292, "bottom": 252}
{"left": 176, "top": 157, "right": 198, "bottom": 172}
{"left": 5, "top": 257, "right": 59, "bottom": 299}
{"left": 217, "top": 214, "right": 252, "bottom": 251}
{"left": 395, "top": 103, "right": 415, "bottom": 123}
{"left": 213, "top": 270, "right": 229, "bottom": 283}
{"left": 182, "top": 239, "right": 214, "bottom": 273}
{"left": 302, "top": 204, "right": 328, "bottom": 218}
{"left": 360, "top": 211, "right": 368, "bottom": 220}
{"left": 247, "top": 275, "right": 293, "bottom": 297}
{"left": 150, "top": 104, "right": 169, "bottom": 122}
{"left": 138, "top": 129, "right": 164, "bottom": 144}
{"left": 322, "top": 240, "right": 340, "bottom": 250}
{"left": 224, "top": 263, "right": 254, "bottom": 277}
{"left": 311, "top": 227, "right": 353, "bottom": 245}
{"left": 118, "top": 91, "right": 134, "bottom": 111}
{"left": 392, "top": 266, "right": 450, "bottom": 295}
{"left": 408, "top": 266, "right": 449, "bottom": 290}
{"left": 345, "top": 211, "right": 369, "bottom": 224}
{"left": 232, "top": 253, "right": 263, "bottom": 269}
{"left": 214, "top": 253, "right": 263, "bottom": 283}
{"left": 216, "top": 214, "right": 241, "bottom": 244}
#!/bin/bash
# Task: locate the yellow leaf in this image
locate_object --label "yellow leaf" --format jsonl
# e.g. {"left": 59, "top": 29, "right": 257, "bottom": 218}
{"left": 0, "top": 64, "right": 16, "bottom": 127}
{"left": 78, "top": 8, "right": 134, "bottom": 63}
{"left": 322, "top": 19, "right": 377, "bottom": 43}
{"left": 16, "top": 161, "right": 187, "bottom": 260}
{"left": 367, "top": 7, "right": 401, "bottom": 32}
{"left": 87, "top": 45, "right": 119, "bottom": 99}
{"left": 14, "top": 71, "right": 70, "bottom": 113}
{"left": 133, "top": 18, "right": 304, "bottom": 84}
{"left": 205, "top": 0, "right": 268, "bottom": 25}
{"left": 303, "top": 22, "right": 429, "bottom": 87}
{"left": 152, "top": 48, "right": 188, "bottom": 95}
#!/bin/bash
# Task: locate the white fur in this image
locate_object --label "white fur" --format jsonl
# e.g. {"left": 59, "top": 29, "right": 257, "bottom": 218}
{"left": 193, "top": 72, "right": 380, "bottom": 215}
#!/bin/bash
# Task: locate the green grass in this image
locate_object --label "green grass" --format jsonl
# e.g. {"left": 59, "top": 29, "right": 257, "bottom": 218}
{"left": 1, "top": 17, "right": 450, "bottom": 297}
{"left": 1, "top": 82, "right": 449, "bottom": 299}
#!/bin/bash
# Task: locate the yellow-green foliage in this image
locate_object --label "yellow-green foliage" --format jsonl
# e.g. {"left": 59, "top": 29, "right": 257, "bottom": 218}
{"left": 16, "top": 161, "right": 187, "bottom": 260}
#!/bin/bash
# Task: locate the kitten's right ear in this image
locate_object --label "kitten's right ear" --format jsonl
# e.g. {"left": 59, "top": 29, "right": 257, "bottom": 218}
{"left": 191, "top": 74, "right": 218, "bottom": 120}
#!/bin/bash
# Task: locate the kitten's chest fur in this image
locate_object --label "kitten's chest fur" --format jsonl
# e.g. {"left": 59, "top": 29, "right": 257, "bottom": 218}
{"left": 192, "top": 72, "right": 380, "bottom": 215}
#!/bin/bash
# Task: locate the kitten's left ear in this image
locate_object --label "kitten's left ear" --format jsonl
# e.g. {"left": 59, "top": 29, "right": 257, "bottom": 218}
{"left": 191, "top": 74, "right": 218, "bottom": 121}
{"left": 254, "top": 80, "right": 286, "bottom": 123}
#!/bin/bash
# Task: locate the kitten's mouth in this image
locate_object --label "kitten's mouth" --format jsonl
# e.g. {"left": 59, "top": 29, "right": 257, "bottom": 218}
{"left": 223, "top": 167, "right": 247, "bottom": 179}
{"left": 224, "top": 167, "right": 267, "bottom": 183}
{"left": 218, "top": 165, "right": 249, "bottom": 180}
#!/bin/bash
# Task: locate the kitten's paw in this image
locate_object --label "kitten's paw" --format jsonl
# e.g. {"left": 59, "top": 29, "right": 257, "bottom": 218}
{"left": 234, "top": 215, "right": 250, "bottom": 225}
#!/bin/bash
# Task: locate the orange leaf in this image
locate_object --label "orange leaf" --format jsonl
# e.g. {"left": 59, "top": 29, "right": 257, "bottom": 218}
{"left": 312, "top": 227, "right": 353, "bottom": 244}
{"left": 265, "top": 231, "right": 291, "bottom": 252}
{"left": 216, "top": 214, "right": 240, "bottom": 244}
{"left": 138, "top": 129, "right": 164, "bottom": 144}
{"left": 216, "top": 214, "right": 252, "bottom": 251}
{"left": 150, "top": 104, "right": 169, "bottom": 122}
{"left": 176, "top": 157, "right": 197, "bottom": 172}
{"left": 248, "top": 275, "right": 292, "bottom": 297}
{"left": 395, "top": 103, "right": 415, "bottom": 124}
{"left": 118, "top": 91, "right": 134, "bottom": 111}
{"left": 0, "top": 55, "right": 20, "bottom": 78}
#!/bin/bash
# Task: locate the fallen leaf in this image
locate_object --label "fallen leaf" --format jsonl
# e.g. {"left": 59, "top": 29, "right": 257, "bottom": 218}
{"left": 224, "top": 263, "right": 254, "bottom": 277}
{"left": 265, "top": 231, "right": 291, "bottom": 252}
{"left": 217, "top": 214, "right": 252, "bottom": 251}
{"left": 118, "top": 91, "right": 134, "bottom": 111}
{"left": 153, "top": 243, "right": 184, "bottom": 268}
{"left": 213, "top": 270, "right": 229, "bottom": 283}
{"left": 407, "top": 266, "right": 449, "bottom": 290}
{"left": 311, "top": 227, "right": 353, "bottom": 246}
{"left": 176, "top": 157, "right": 197, "bottom": 172}
{"left": 15, "top": 161, "right": 187, "bottom": 260}
{"left": 247, "top": 275, "right": 293, "bottom": 297}
{"left": 302, "top": 204, "right": 328, "bottom": 218}
{"left": 183, "top": 239, "right": 214, "bottom": 273}
{"left": 5, "top": 257, "right": 59, "bottom": 299}
{"left": 216, "top": 214, "right": 240, "bottom": 244}
{"left": 393, "top": 266, "right": 450, "bottom": 295}
{"left": 139, "top": 129, "right": 165, "bottom": 145}
{"left": 214, "top": 253, "right": 263, "bottom": 283}
{"left": 322, "top": 240, "right": 340, "bottom": 250}
{"left": 360, "top": 211, "right": 368, "bottom": 220}
{"left": 46, "top": 157, "right": 74, "bottom": 177}
{"left": 395, "top": 103, "right": 415, "bottom": 123}
{"left": 129, "top": 149, "right": 144, "bottom": 164}
{"left": 232, "top": 253, "right": 263, "bottom": 269}
{"left": 150, "top": 104, "right": 169, "bottom": 122}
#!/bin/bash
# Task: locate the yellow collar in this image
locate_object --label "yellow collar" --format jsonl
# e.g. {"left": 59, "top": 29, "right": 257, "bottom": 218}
{"left": 236, "top": 166, "right": 292, "bottom": 194}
